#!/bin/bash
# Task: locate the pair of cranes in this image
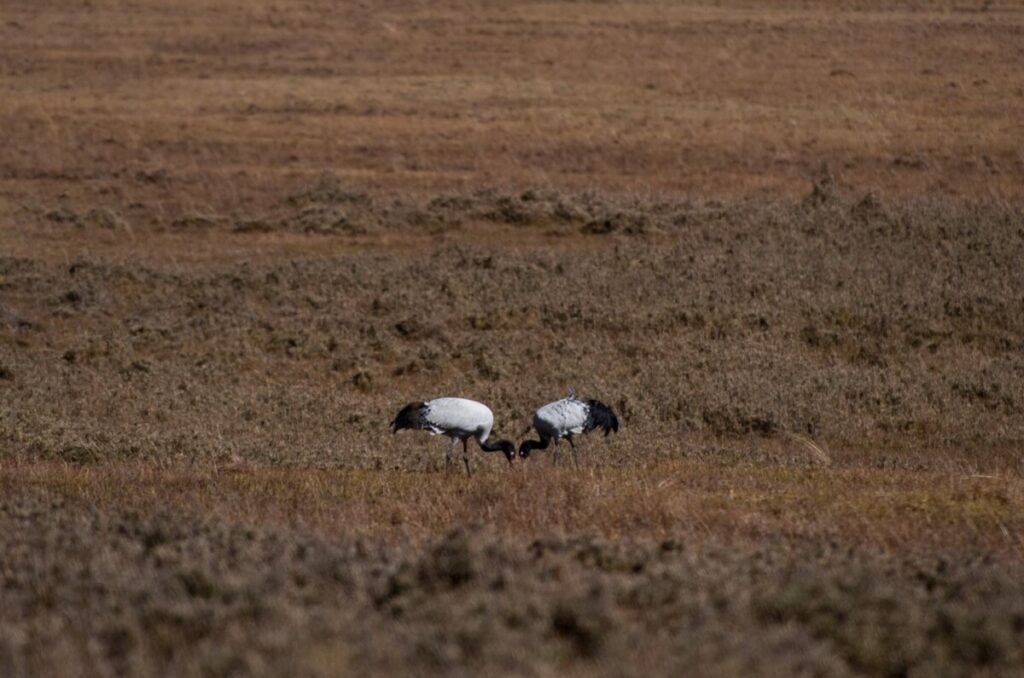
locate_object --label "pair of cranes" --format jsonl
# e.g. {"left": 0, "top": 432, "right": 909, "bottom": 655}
{"left": 390, "top": 390, "right": 619, "bottom": 475}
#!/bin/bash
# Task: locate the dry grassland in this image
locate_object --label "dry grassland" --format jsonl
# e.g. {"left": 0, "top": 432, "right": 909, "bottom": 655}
{"left": 5, "top": 461, "right": 1022, "bottom": 554}
{"left": 2, "top": 0, "right": 1024, "bottom": 220}
{"left": 2, "top": 0, "right": 1024, "bottom": 676}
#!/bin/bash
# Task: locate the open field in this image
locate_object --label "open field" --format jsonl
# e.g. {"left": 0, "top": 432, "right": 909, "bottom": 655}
{"left": 5, "top": 188, "right": 1024, "bottom": 678}
{"left": 2, "top": 0, "right": 1024, "bottom": 676}
{"left": 2, "top": 464, "right": 1023, "bottom": 677}
{"left": 3, "top": 191, "right": 1023, "bottom": 472}
{"left": 3, "top": 0, "right": 1024, "bottom": 221}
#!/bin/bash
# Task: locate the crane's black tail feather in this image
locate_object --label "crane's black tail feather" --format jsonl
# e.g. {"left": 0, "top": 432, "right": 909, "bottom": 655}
{"left": 585, "top": 400, "right": 620, "bottom": 436}
{"left": 391, "top": 401, "right": 427, "bottom": 433}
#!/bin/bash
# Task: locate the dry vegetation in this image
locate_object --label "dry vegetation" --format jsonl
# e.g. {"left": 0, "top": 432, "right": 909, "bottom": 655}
{"left": 3, "top": 486, "right": 1023, "bottom": 677}
{"left": 3, "top": 185, "right": 1022, "bottom": 472}
{"left": 2, "top": 0, "right": 1024, "bottom": 676}
{"left": 2, "top": 0, "right": 1024, "bottom": 215}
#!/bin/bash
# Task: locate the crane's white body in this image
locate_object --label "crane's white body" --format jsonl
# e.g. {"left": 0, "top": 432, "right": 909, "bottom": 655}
{"left": 391, "top": 396, "right": 514, "bottom": 474}
{"left": 420, "top": 397, "right": 494, "bottom": 443}
{"left": 533, "top": 397, "right": 589, "bottom": 440}
{"left": 519, "top": 390, "right": 619, "bottom": 468}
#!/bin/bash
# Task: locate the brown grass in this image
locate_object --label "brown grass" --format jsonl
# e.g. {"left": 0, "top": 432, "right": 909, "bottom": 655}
{"left": 2, "top": 469, "right": 1023, "bottom": 677}
{"left": 5, "top": 461, "right": 1022, "bottom": 557}
{"left": 2, "top": 1, "right": 1024, "bottom": 675}
{"left": 3, "top": 191, "right": 1022, "bottom": 473}
{"left": 2, "top": 0, "right": 1024, "bottom": 228}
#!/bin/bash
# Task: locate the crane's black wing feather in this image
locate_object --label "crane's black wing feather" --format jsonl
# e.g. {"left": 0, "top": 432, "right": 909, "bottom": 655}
{"left": 391, "top": 401, "right": 428, "bottom": 433}
{"left": 584, "top": 399, "right": 619, "bottom": 436}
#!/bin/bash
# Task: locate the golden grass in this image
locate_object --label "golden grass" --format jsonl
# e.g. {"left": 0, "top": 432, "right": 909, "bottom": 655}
{"left": 2, "top": 3, "right": 1023, "bottom": 673}
{"left": 5, "top": 460, "right": 1022, "bottom": 558}
{"left": 1, "top": 0, "right": 1023, "bottom": 231}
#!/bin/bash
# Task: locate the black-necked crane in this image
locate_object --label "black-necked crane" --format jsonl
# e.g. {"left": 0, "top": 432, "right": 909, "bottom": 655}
{"left": 391, "top": 397, "right": 515, "bottom": 475}
{"left": 518, "top": 389, "right": 619, "bottom": 468}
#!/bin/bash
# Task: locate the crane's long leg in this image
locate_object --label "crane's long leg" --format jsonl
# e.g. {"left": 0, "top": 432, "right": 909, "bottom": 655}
{"left": 446, "top": 437, "right": 457, "bottom": 472}
{"left": 567, "top": 436, "right": 580, "bottom": 470}
{"left": 462, "top": 438, "right": 472, "bottom": 476}
{"left": 551, "top": 438, "right": 560, "bottom": 466}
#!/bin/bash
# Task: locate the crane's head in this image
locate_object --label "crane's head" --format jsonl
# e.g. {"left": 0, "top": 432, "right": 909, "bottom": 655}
{"left": 518, "top": 440, "right": 534, "bottom": 459}
{"left": 495, "top": 439, "right": 516, "bottom": 465}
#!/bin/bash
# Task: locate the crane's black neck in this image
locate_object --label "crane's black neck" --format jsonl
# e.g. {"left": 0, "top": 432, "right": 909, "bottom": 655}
{"left": 478, "top": 438, "right": 505, "bottom": 452}
{"left": 478, "top": 437, "right": 516, "bottom": 464}
{"left": 518, "top": 436, "right": 550, "bottom": 459}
